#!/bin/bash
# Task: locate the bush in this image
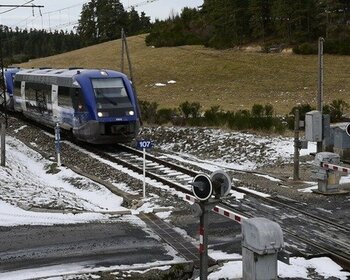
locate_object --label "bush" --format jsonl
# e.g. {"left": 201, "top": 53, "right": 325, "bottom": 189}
{"left": 204, "top": 106, "right": 227, "bottom": 126}
{"left": 179, "top": 101, "right": 201, "bottom": 119}
{"left": 140, "top": 100, "right": 291, "bottom": 133}
{"left": 156, "top": 108, "right": 177, "bottom": 125}
{"left": 251, "top": 104, "right": 264, "bottom": 117}
{"left": 290, "top": 103, "right": 314, "bottom": 121}
{"left": 228, "top": 110, "right": 251, "bottom": 130}
{"left": 264, "top": 104, "right": 274, "bottom": 116}
{"left": 328, "top": 99, "right": 349, "bottom": 122}
{"left": 139, "top": 100, "right": 158, "bottom": 124}
{"left": 274, "top": 117, "right": 288, "bottom": 133}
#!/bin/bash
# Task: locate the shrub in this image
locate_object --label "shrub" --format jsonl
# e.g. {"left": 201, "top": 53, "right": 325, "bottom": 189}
{"left": 251, "top": 104, "right": 264, "bottom": 117}
{"left": 290, "top": 103, "right": 314, "bottom": 121}
{"left": 179, "top": 101, "right": 201, "bottom": 119}
{"left": 156, "top": 108, "right": 177, "bottom": 125}
{"left": 204, "top": 106, "right": 227, "bottom": 126}
{"left": 264, "top": 104, "right": 274, "bottom": 116}
{"left": 328, "top": 99, "right": 349, "bottom": 122}
{"left": 228, "top": 110, "right": 251, "bottom": 130}
{"left": 273, "top": 117, "right": 288, "bottom": 133}
{"left": 139, "top": 100, "right": 158, "bottom": 124}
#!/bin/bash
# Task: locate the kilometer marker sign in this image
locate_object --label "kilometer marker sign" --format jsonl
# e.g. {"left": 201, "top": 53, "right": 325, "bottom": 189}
{"left": 136, "top": 139, "right": 153, "bottom": 198}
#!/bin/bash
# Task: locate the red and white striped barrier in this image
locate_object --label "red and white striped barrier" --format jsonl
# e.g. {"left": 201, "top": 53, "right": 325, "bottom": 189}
{"left": 321, "top": 162, "right": 349, "bottom": 173}
{"left": 212, "top": 205, "right": 246, "bottom": 224}
{"left": 184, "top": 194, "right": 247, "bottom": 224}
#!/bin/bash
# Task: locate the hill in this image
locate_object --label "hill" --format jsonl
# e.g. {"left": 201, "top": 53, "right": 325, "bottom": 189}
{"left": 19, "top": 34, "right": 350, "bottom": 115}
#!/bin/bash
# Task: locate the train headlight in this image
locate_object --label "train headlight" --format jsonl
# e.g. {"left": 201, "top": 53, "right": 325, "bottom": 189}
{"left": 128, "top": 110, "right": 135, "bottom": 116}
{"left": 98, "top": 112, "right": 109, "bottom": 117}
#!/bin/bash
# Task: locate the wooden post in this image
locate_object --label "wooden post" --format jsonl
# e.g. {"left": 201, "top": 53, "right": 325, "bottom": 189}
{"left": 123, "top": 30, "right": 135, "bottom": 88}
{"left": 121, "top": 28, "right": 125, "bottom": 73}
{"left": 317, "top": 37, "right": 324, "bottom": 153}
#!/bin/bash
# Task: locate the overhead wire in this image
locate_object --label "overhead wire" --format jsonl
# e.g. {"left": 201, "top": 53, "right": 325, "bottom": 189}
{"left": 7, "top": 0, "right": 89, "bottom": 30}
{"left": 0, "top": 0, "right": 34, "bottom": 15}
{"left": 4, "top": 0, "right": 163, "bottom": 31}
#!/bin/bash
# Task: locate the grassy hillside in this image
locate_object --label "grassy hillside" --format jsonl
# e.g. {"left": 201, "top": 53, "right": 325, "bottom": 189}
{"left": 19, "top": 34, "right": 350, "bottom": 115}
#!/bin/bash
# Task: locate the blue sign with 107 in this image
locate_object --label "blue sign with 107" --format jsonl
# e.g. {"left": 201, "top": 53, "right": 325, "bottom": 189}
{"left": 137, "top": 139, "right": 153, "bottom": 149}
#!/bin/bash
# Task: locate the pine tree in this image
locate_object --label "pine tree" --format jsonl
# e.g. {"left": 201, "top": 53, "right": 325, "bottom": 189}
{"left": 249, "top": 0, "right": 274, "bottom": 40}
{"left": 77, "top": 0, "right": 98, "bottom": 44}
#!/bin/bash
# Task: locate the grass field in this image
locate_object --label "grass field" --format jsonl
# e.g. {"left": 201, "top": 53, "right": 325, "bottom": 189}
{"left": 19, "top": 34, "right": 350, "bottom": 115}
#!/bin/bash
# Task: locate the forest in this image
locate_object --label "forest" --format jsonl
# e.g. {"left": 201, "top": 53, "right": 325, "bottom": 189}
{"left": 146, "top": 0, "right": 350, "bottom": 54}
{"left": 0, "top": 27, "right": 82, "bottom": 65}
{"left": 2, "top": 0, "right": 350, "bottom": 66}
{"left": 0, "top": 0, "right": 151, "bottom": 65}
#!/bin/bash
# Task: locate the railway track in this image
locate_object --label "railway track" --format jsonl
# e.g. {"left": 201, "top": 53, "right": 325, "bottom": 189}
{"left": 8, "top": 116, "right": 350, "bottom": 271}
{"left": 75, "top": 142, "right": 350, "bottom": 271}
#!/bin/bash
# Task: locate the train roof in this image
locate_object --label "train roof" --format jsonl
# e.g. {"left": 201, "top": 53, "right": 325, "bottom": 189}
{"left": 4, "top": 67, "right": 21, "bottom": 74}
{"left": 14, "top": 68, "right": 127, "bottom": 88}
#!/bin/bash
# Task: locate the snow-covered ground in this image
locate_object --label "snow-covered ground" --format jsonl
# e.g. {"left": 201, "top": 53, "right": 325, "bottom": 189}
{"left": 0, "top": 134, "right": 349, "bottom": 279}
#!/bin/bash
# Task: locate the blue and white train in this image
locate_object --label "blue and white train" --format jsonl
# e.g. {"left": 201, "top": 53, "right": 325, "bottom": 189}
{"left": 10, "top": 68, "right": 141, "bottom": 144}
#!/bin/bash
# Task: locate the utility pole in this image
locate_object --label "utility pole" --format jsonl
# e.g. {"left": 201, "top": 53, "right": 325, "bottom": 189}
{"left": 121, "top": 29, "right": 125, "bottom": 73}
{"left": 0, "top": 3, "right": 45, "bottom": 124}
{"left": 0, "top": 28, "right": 7, "bottom": 127}
{"left": 293, "top": 109, "right": 300, "bottom": 181}
{"left": 120, "top": 28, "right": 142, "bottom": 124}
{"left": 0, "top": 3, "right": 44, "bottom": 166}
{"left": 317, "top": 37, "right": 324, "bottom": 153}
{"left": 0, "top": 27, "right": 7, "bottom": 167}
{"left": 120, "top": 28, "right": 135, "bottom": 87}
{"left": 317, "top": 37, "right": 324, "bottom": 114}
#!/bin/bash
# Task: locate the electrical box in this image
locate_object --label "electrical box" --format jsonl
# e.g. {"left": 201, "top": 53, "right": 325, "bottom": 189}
{"left": 242, "top": 218, "right": 284, "bottom": 280}
{"left": 242, "top": 218, "right": 284, "bottom": 255}
{"left": 305, "top": 110, "right": 322, "bottom": 142}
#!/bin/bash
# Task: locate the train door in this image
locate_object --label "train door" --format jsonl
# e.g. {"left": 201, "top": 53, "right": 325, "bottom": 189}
{"left": 71, "top": 87, "right": 87, "bottom": 126}
{"left": 51, "top": 84, "right": 59, "bottom": 120}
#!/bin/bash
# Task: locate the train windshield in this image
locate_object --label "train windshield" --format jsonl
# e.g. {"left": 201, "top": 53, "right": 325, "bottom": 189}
{"left": 92, "top": 78, "right": 133, "bottom": 112}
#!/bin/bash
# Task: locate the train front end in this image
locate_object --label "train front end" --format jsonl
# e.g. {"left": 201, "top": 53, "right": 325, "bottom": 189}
{"left": 3, "top": 68, "right": 20, "bottom": 110}
{"left": 74, "top": 69, "right": 141, "bottom": 144}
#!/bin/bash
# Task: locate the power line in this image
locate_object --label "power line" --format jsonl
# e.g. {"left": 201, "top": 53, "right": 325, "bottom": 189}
{"left": 4, "top": 0, "right": 163, "bottom": 31}
{"left": 126, "top": 0, "right": 161, "bottom": 9}
{"left": 0, "top": 1, "right": 43, "bottom": 15}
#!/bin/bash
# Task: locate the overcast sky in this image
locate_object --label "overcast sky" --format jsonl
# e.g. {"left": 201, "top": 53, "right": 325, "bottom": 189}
{"left": 0, "top": 0, "right": 203, "bottom": 31}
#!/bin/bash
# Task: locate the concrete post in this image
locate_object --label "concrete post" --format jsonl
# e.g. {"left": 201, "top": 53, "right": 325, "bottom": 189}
{"left": 242, "top": 218, "right": 284, "bottom": 280}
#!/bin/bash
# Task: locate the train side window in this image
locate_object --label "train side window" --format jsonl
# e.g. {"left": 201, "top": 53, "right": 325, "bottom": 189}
{"left": 14, "top": 81, "right": 21, "bottom": 97}
{"left": 24, "top": 82, "right": 51, "bottom": 101}
{"left": 25, "top": 82, "right": 37, "bottom": 101}
{"left": 58, "top": 86, "right": 73, "bottom": 108}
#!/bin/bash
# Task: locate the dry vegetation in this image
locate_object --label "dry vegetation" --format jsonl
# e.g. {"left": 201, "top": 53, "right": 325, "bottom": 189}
{"left": 19, "top": 34, "right": 350, "bottom": 115}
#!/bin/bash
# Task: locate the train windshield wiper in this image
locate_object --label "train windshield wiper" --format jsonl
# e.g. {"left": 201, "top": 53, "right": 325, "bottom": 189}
{"left": 98, "top": 92, "right": 118, "bottom": 106}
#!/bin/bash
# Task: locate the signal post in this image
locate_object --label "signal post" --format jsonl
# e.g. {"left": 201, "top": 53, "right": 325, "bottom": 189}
{"left": 190, "top": 171, "right": 231, "bottom": 280}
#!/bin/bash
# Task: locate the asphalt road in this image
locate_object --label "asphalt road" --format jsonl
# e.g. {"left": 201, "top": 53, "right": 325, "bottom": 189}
{"left": 0, "top": 220, "right": 173, "bottom": 272}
